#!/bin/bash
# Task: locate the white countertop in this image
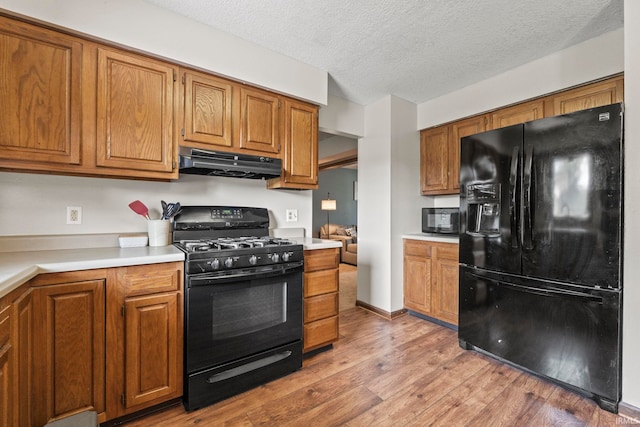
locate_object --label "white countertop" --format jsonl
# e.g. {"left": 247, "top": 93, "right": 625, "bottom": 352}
{"left": 289, "top": 237, "right": 343, "bottom": 250}
{"left": 0, "top": 245, "right": 184, "bottom": 299}
{"left": 403, "top": 233, "right": 459, "bottom": 244}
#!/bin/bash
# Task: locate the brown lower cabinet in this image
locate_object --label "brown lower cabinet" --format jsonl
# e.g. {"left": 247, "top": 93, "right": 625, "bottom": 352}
{"left": 303, "top": 248, "right": 340, "bottom": 353}
{"left": 2, "top": 261, "right": 183, "bottom": 426}
{"left": 403, "top": 239, "right": 459, "bottom": 326}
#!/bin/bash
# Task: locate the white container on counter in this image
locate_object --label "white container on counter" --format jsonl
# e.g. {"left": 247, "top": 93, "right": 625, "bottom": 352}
{"left": 147, "top": 220, "right": 171, "bottom": 246}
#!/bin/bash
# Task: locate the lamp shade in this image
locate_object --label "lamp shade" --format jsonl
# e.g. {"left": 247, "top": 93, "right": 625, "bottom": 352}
{"left": 321, "top": 199, "right": 336, "bottom": 211}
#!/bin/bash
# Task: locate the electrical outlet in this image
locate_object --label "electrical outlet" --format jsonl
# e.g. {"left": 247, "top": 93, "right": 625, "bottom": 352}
{"left": 67, "top": 206, "right": 82, "bottom": 225}
{"left": 286, "top": 209, "right": 298, "bottom": 222}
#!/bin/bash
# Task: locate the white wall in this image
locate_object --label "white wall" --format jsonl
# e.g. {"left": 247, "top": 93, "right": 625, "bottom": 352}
{"left": 0, "top": 172, "right": 312, "bottom": 236}
{"left": 623, "top": 0, "right": 640, "bottom": 411}
{"left": 319, "top": 95, "right": 365, "bottom": 138}
{"left": 358, "top": 97, "right": 393, "bottom": 309}
{"left": 0, "top": 0, "right": 327, "bottom": 105}
{"left": 389, "top": 96, "right": 421, "bottom": 310}
{"left": 418, "top": 28, "right": 624, "bottom": 129}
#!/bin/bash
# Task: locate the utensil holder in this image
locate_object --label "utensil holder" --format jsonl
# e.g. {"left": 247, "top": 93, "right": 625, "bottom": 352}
{"left": 147, "top": 220, "right": 170, "bottom": 246}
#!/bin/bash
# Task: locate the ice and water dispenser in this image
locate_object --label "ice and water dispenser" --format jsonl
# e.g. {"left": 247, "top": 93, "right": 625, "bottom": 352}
{"left": 465, "top": 183, "right": 501, "bottom": 237}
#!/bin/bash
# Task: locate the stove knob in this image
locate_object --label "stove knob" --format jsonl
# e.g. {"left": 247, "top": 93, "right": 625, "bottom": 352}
{"left": 249, "top": 255, "right": 258, "bottom": 265}
{"left": 271, "top": 253, "right": 280, "bottom": 263}
{"left": 210, "top": 259, "right": 220, "bottom": 270}
{"left": 224, "top": 257, "right": 234, "bottom": 268}
{"left": 282, "top": 252, "right": 291, "bottom": 262}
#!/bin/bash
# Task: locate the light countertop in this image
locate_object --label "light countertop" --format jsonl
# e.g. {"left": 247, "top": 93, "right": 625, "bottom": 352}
{"left": 403, "top": 233, "right": 459, "bottom": 244}
{"left": 289, "top": 237, "right": 343, "bottom": 250}
{"left": 0, "top": 245, "right": 184, "bottom": 299}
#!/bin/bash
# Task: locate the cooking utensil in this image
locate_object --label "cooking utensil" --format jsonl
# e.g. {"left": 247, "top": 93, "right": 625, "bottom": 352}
{"left": 163, "top": 202, "right": 181, "bottom": 220}
{"left": 128, "top": 200, "right": 150, "bottom": 220}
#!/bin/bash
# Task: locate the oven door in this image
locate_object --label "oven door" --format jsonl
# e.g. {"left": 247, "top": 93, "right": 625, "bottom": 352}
{"left": 185, "top": 263, "right": 303, "bottom": 374}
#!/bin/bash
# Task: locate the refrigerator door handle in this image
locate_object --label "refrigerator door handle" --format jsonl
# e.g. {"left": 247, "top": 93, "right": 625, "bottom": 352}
{"left": 523, "top": 145, "right": 534, "bottom": 250}
{"left": 509, "top": 146, "right": 519, "bottom": 249}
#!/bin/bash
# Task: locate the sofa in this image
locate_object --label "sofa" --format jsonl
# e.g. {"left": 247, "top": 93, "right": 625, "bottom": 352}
{"left": 320, "top": 224, "right": 357, "bottom": 265}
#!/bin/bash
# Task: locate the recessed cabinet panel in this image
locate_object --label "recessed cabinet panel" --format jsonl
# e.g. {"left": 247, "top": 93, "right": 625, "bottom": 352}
{"left": 549, "top": 77, "right": 624, "bottom": 116}
{"left": 420, "top": 127, "right": 449, "bottom": 194}
{"left": 96, "top": 48, "right": 175, "bottom": 173}
{"left": 183, "top": 72, "right": 233, "bottom": 148}
{"left": 0, "top": 16, "right": 82, "bottom": 166}
{"left": 240, "top": 87, "right": 280, "bottom": 154}
{"left": 284, "top": 100, "right": 318, "bottom": 186}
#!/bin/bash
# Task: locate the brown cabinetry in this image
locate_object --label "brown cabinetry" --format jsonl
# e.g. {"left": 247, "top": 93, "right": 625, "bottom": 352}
{"left": 181, "top": 70, "right": 234, "bottom": 149}
{"left": 1, "top": 262, "right": 183, "bottom": 425}
{"left": 0, "top": 306, "right": 11, "bottom": 427}
{"left": 268, "top": 98, "right": 319, "bottom": 189}
{"left": 31, "top": 277, "right": 106, "bottom": 426}
{"left": 107, "top": 263, "right": 183, "bottom": 417}
{"left": 240, "top": 87, "right": 281, "bottom": 155}
{"left": 403, "top": 239, "right": 459, "bottom": 326}
{"left": 303, "top": 248, "right": 340, "bottom": 352}
{"left": 421, "top": 115, "right": 486, "bottom": 195}
{"left": 545, "top": 75, "right": 623, "bottom": 116}
{"left": 96, "top": 48, "right": 177, "bottom": 176}
{"left": 490, "top": 99, "right": 545, "bottom": 130}
{"left": 0, "top": 15, "right": 83, "bottom": 168}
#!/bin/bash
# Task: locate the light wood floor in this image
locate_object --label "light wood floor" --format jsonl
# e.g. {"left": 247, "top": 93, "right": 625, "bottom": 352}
{"left": 122, "top": 308, "right": 630, "bottom": 427}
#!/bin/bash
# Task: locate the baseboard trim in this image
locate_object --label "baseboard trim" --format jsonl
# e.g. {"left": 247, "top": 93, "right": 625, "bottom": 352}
{"left": 619, "top": 401, "right": 640, "bottom": 422}
{"left": 355, "top": 300, "right": 407, "bottom": 320}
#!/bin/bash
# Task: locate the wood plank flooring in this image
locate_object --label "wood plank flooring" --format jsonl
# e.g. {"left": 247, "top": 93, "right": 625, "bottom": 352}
{"left": 122, "top": 308, "right": 631, "bottom": 427}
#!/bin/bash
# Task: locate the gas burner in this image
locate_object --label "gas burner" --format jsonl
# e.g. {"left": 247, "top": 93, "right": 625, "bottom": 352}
{"left": 178, "top": 237, "right": 296, "bottom": 253}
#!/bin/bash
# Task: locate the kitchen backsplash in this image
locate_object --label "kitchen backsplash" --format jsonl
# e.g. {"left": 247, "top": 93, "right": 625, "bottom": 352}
{"left": 0, "top": 172, "right": 313, "bottom": 237}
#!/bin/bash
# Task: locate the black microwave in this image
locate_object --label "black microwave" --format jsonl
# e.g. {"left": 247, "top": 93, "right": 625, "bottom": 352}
{"left": 422, "top": 208, "right": 459, "bottom": 234}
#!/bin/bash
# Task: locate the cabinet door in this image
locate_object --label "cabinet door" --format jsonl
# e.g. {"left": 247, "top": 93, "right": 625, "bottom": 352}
{"left": 0, "top": 306, "right": 11, "bottom": 427}
{"left": 124, "top": 293, "right": 181, "bottom": 410}
{"left": 32, "top": 280, "right": 105, "bottom": 426}
{"left": 420, "top": 126, "right": 450, "bottom": 194}
{"left": 239, "top": 87, "right": 280, "bottom": 155}
{"left": 271, "top": 98, "right": 318, "bottom": 189}
{"left": 96, "top": 48, "right": 176, "bottom": 174}
{"left": 450, "top": 115, "right": 486, "bottom": 192}
{"left": 548, "top": 76, "right": 623, "bottom": 116}
{"left": 182, "top": 71, "right": 234, "bottom": 148}
{"left": 433, "top": 245, "right": 459, "bottom": 325}
{"left": 403, "top": 254, "right": 432, "bottom": 314}
{"left": 490, "top": 100, "right": 545, "bottom": 130}
{"left": 0, "top": 16, "right": 82, "bottom": 166}
{"left": 12, "top": 290, "right": 33, "bottom": 427}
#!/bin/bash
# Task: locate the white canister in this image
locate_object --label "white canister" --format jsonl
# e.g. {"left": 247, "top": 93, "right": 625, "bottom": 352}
{"left": 147, "top": 220, "right": 171, "bottom": 246}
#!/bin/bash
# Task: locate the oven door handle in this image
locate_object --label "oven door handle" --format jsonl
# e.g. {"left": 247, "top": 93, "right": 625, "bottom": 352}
{"left": 188, "top": 262, "right": 304, "bottom": 286}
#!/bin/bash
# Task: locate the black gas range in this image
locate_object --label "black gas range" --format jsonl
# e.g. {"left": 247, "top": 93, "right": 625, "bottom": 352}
{"left": 172, "top": 206, "right": 304, "bottom": 411}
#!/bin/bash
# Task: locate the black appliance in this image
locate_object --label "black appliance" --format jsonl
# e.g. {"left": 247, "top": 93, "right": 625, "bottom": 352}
{"left": 173, "top": 206, "right": 303, "bottom": 411}
{"left": 458, "top": 103, "right": 623, "bottom": 413}
{"left": 422, "top": 207, "right": 459, "bottom": 234}
{"left": 179, "top": 147, "right": 282, "bottom": 179}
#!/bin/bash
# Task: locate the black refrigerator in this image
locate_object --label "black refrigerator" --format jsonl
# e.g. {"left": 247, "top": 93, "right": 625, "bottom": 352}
{"left": 458, "top": 103, "right": 623, "bottom": 413}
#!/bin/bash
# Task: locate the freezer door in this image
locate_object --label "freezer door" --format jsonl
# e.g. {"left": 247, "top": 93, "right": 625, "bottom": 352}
{"left": 458, "top": 266, "right": 621, "bottom": 410}
{"left": 459, "top": 125, "right": 522, "bottom": 274}
{"left": 522, "top": 103, "right": 623, "bottom": 289}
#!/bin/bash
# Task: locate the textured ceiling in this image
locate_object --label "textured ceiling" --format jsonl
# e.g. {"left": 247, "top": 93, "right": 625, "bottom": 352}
{"left": 144, "top": 0, "right": 623, "bottom": 105}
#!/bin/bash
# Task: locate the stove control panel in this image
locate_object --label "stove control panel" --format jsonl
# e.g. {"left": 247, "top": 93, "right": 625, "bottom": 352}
{"left": 186, "top": 246, "right": 303, "bottom": 275}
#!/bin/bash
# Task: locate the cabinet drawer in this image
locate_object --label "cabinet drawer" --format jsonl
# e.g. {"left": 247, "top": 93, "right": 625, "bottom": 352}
{"left": 435, "top": 244, "right": 459, "bottom": 261}
{"left": 0, "top": 306, "right": 9, "bottom": 348}
{"left": 304, "top": 248, "right": 339, "bottom": 272}
{"left": 120, "top": 263, "right": 182, "bottom": 297}
{"left": 304, "top": 269, "right": 338, "bottom": 297}
{"left": 303, "top": 316, "right": 338, "bottom": 352}
{"left": 304, "top": 293, "right": 338, "bottom": 323}
{"left": 404, "top": 240, "right": 431, "bottom": 258}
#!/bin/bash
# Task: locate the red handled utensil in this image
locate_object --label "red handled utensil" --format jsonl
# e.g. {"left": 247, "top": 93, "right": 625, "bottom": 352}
{"left": 128, "top": 200, "right": 150, "bottom": 220}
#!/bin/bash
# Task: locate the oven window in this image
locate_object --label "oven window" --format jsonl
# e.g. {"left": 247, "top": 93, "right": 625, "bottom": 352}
{"left": 212, "top": 281, "right": 287, "bottom": 339}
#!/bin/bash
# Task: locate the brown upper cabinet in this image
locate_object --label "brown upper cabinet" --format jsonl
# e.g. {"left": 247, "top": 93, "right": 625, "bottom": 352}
{"left": 0, "top": 13, "right": 320, "bottom": 187}
{"left": 268, "top": 98, "right": 319, "bottom": 189}
{"left": 0, "top": 16, "right": 83, "bottom": 167}
{"left": 95, "top": 48, "right": 178, "bottom": 175}
{"left": 420, "top": 74, "right": 624, "bottom": 196}
{"left": 239, "top": 87, "right": 281, "bottom": 155}
{"left": 180, "top": 70, "right": 234, "bottom": 150}
{"left": 421, "top": 115, "right": 486, "bottom": 195}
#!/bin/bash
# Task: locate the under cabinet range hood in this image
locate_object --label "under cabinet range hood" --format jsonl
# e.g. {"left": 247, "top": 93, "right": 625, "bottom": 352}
{"left": 179, "top": 148, "right": 282, "bottom": 179}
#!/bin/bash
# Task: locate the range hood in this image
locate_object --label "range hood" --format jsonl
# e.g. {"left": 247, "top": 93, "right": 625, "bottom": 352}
{"left": 179, "top": 148, "right": 282, "bottom": 179}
